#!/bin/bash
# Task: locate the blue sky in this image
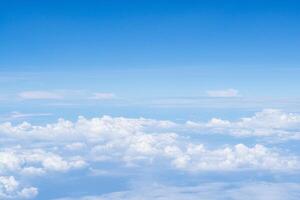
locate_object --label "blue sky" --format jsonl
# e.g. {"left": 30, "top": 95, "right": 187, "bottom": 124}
{"left": 1, "top": 0, "right": 300, "bottom": 71}
{"left": 1, "top": 1, "right": 300, "bottom": 200}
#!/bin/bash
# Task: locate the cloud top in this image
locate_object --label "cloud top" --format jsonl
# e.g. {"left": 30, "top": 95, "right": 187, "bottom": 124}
{"left": 1, "top": 109, "right": 300, "bottom": 199}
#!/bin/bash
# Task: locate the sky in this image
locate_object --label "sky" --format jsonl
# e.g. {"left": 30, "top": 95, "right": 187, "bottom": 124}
{"left": 1, "top": 1, "right": 300, "bottom": 200}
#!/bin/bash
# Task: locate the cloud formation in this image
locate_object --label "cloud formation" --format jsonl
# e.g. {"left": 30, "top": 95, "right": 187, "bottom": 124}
{"left": 186, "top": 109, "right": 300, "bottom": 139}
{"left": 0, "top": 176, "right": 38, "bottom": 199}
{"left": 1, "top": 109, "right": 300, "bottom": 199}
{"left": 206, "top": 89, "right": 239, "bottom": 97}
{"left": 1, "top": 113, "right": 299, "bottom": 172}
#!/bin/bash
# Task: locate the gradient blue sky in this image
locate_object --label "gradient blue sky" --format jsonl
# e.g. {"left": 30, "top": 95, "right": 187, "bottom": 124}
{"left": 1, "top": 0, "right": 300, "bottom": 122}
{"left": 1, "top": 1, "right": 300, "bottom": 200}
{"left": 1, "top": 0, "right": 300, "bottom": 70}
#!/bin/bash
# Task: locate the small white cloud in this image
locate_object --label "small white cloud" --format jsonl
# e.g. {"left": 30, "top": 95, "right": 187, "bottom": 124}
{"left": 19, "top": 91, "right": 63, "bottom": 100}
{"left": 206, "top": 89, "right": 239, "bottom": 98}
{"left": 18, "top": 187, "right": 38, "bottom": 199}
{"left": 0, "top": 149, "right": 87, "bottom": 175}
{"left": 0, "top": 176, "right": 38, "bottom": 199}
{"left": 65, "top": 142, "right": 86, "bottom": 151}
{"left": 0, "top": 176, "right": 19, "bottom": 194}
{"left": 89, "top": 93, "right": 116, "bottom": 100}
{"left": 21, "top": 167, "right": 45, "bottom": 176}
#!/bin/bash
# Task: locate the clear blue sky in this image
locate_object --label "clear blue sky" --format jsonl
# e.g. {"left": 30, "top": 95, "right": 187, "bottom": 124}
{"left": 1, "top": 0, "right": 300, "bottom": 71}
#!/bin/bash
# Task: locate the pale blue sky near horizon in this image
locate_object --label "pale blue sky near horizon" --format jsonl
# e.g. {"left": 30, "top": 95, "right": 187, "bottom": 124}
{"left": 1, "top": 1, "right": 300, "bottom": 122}
{"left": 1, "top": 1, "right": 300, "bottom": 120}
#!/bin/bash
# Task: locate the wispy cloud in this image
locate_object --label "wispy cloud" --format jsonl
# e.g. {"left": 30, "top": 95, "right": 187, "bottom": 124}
{"left": 206, "top": 89, "right": 240, "bottom": 98}
{"left": 53, "top": 182, "right": 300, "bottom": 200}
{"left": 18, "top": 91, "right": 117, "bottom": 101}
{"left": 0, "top": 111, "right": 52, "bottom": 121}
{"left": 89, "top": 93, "right": 116, "bottom": 100}
{"left": 19, "top": 91, "right": 64, "bottom": 100}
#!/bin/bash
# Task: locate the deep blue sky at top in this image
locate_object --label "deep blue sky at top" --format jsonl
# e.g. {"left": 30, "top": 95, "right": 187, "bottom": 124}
{"left": 1, "top": 0, "right": 300, "bottom": 72}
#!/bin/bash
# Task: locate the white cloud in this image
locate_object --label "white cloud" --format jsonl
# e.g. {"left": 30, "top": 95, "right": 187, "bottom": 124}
{"left": 1, "top": 111, "right": 300, "bottom": 199}
{"left": 19, "top": 91, "right": 63, "bottom": 100}
{"left": 0, "top": 176, "right": 38, "bottom": 199}
{"left": 0, "top": 149, "right": 87, "bottom": 175}
{"left": 65, "top": 142, "right": 86, "bottom": 151}
{"left": 89, "top": 93, "right": 116, "bottom": 100}
{"left": 206, "top": 89, "right": 239, "bottom": 97}
{"left": 186, "top": 109, "right": 300, "bottom": 139}
{"left": 165, "top": 143, "right": 300, "bottom": 171}
{"left": 21, "top": 167, "right": 45, "bottom": 176}
{"left": 18, "top": 187, "right": 38, "bottom": 199}
{"left": 0, "top": 176, "right": 19, "bottom": 194}
{"left": 2, "top": 109, "right": 299, "bottom": 142}
{"left": 0, "top": 114, "right": 298, "bottom": 171}
{"left": 0, "top": 115, "right": 176, "bottom": 141}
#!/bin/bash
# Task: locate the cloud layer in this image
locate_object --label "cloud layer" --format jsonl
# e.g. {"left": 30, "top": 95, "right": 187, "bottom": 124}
{"left": 1, "top": 109, "right": 300, "bottom": 199}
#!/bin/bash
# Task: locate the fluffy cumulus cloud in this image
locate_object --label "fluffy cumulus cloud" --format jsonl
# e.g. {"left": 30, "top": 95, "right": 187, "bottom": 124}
{"left": 1, "top": 114, "right": 299, "bottom": 171}
{"left": 0, "top": 176, "right": 38, "bottom": 199}
{"left": 0, "top": 148, "right": 85, "bottom": 199}
{"left": 1, "top": 113, "right": 300, "bottom": 171}
{"left": 164, "top": 143, "right": 300, "bottom": 171}
{"left": 0, "top": 148, "right": 86, "bottom": 175}
{"left": 1, "top": 109, "right": 300, "bottom": 199}
{"left": 186, "top": 109, "right": 300, "bottom": 139}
